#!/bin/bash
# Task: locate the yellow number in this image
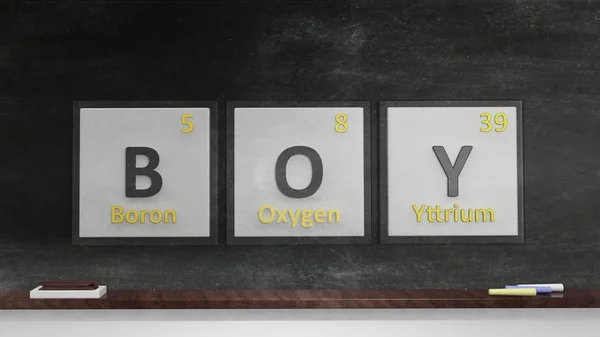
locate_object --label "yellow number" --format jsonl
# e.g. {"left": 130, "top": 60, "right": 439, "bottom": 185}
{"left": 494, "top": 112, "right": 507, "bottom": 132}
{"left": 334, "top": 113, "right": 348, "bottom": 133}
{"left": 181, "top": 113, "right": 194, "bottom": 133}
{"left": 480, "top": 112, "right": 493, "bottom": 132}
{"left": 480, "top": 112, "right": 507, "bottom": 132}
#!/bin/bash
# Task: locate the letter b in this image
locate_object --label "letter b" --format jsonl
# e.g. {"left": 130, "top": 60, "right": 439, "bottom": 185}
{"left": 125, "top": 147, "right": 163, "bottom": 197}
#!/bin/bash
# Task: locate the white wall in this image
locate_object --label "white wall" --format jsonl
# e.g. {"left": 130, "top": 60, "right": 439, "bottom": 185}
{"left": 1, "top": 309, "right": 599, "bottom": 337}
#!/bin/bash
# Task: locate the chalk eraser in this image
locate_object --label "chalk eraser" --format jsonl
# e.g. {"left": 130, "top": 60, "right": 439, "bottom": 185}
{"left": 30, "top": 285, "right": 107, "bottom": 299}
{"left": 39, "top": 280, "right": 98, "bottom": 291}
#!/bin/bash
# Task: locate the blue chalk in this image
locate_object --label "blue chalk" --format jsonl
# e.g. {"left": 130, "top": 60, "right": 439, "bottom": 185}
{"left": 505, "top": 285, "right": 553, "bottom": 293}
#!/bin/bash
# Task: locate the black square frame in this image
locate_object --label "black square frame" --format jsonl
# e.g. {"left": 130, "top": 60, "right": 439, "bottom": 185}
{"left": 226, "top": 101, "right": 372, "bottom": 245}
{"left": 73, "top": 101, "right": 219, "bottom": 246}
{"left": 379, "top": 100, "right": 524, "bottom": 244}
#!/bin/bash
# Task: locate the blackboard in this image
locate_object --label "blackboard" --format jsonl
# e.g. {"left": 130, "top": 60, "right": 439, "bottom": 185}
{"left": 1, "top": 0, "right": 600, "bottom": 290}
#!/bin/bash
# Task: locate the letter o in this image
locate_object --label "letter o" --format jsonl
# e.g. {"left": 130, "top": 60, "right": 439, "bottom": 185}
{"left": 275, "top": 146, "right": 323, "bottom": 198}
{"left": 258, "top": 205, "right": 275, "bottom": 223}
{"left": 150, "top": 210, "right": 162, "bottom": 223}
{"left": 126, "top": 210, "right": 139, "bottom": 224}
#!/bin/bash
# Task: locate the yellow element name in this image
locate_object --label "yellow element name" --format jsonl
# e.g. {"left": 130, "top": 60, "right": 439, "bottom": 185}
{"left": 111, "top": 206, "right": 177, "bottom": 224}
{"left": 258, "top": 204, "right": 340, "bottom": 228}
{"left": 412, "top": 204, "right": 495, "bottom": 223}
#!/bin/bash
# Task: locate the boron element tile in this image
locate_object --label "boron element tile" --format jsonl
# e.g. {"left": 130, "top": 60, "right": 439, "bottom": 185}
{"left": 380, "top": 101, "right": 524, "bottom": 244}
{"left": 227, "top": 102, "right": 371, "bottom": 245}
{"left": 73, "top": 101, "right": 218, "bottom": 245}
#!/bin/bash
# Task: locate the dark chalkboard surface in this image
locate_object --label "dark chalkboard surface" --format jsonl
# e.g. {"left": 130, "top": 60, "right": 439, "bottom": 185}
{"left": 1, "top": 0, "right": 600, "bottom": 290}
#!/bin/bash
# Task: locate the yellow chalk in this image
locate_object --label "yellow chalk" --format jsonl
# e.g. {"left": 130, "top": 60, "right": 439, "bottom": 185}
{"left": 488, "top": 288, "right": 537, "bottom": 296}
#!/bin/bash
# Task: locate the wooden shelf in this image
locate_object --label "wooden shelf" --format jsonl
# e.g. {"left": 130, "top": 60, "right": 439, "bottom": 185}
{"left": 0, "top": 289, "right": 598, "bottom": 309}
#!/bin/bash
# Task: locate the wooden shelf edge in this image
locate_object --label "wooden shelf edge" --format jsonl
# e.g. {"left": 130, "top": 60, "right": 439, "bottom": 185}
{"left": 0, "top": 289, "right": 597, "bottom": 309}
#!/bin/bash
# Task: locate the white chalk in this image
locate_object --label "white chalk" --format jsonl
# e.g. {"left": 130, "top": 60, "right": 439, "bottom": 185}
{"left": 516, "top": 283, "right": 564, "bottom": 292}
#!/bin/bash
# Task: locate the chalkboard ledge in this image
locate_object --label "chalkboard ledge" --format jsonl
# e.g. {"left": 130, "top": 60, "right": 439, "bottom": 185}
{"left": 0, "top": 289, "right": 599, "bottom": 309}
